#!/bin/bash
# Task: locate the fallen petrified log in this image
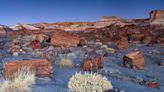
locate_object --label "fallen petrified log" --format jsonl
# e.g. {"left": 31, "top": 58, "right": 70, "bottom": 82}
{"left": 51, "top": 31, "right": 80, "bottom": 48}
{"left": 123, "top": 50, "right": 144, "bottom": 69}
{"left": 3, "top": 59, "right": 53, "bottom": 79}
{"left": 117, "top": 37, "right": 128, "bottom": 50}
{"left": 83, "top": 55, "right": 104, "bottom": 71}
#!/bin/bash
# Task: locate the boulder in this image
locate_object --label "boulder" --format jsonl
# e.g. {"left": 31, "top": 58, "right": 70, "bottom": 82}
{"left": 117, "top": 37, "right": 128, "bottom": 50}
{"left": 123, "top": 50, "right": 144, "bottom": 69}
{"left": 83, "top": 55, "right": 104, "bottom": 71}
{"left": 3, "top": 59, "right": 53, "bottom": 79}
{"left": 51, "top": 31, "right": 80, "bottom": 48}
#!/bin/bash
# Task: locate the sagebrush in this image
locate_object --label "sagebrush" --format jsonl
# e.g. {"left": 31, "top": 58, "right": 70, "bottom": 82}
{"left": 68, "top": 72, "right": 113, "bottom": 92}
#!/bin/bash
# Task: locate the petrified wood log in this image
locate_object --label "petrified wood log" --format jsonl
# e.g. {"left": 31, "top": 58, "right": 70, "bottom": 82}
{"left": 117, "top": 37, "right": 128, "bottom": 50}
{"left": 31, "top": 39, "right": 41, "bottom": 50}
{"left": 83, "top": 56, "right": 104, "bottom": 71}
{"left": 123, "top": 50, "right": 144, "bottom": 69}
{"left": 3, "top": 59, "right": 53, "bottom": 79}
{"left": 51, "top": 31, "right": 80, "bottom": 48}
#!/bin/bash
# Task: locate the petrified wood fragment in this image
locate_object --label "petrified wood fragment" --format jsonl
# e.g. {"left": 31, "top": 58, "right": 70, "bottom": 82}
{"left": 123, "top": 50, "right": 144, "bottom": 69}
{"left": 83, "top": 55, "right": 104, "bottom": 71}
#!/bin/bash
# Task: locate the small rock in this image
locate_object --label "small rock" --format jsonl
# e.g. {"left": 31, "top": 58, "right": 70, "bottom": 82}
{"left": 95, "top": 42, "right": 103, "bottom": 46}
{"left": 119, "top": 89, "right": 126, "bottom": 92}
{"left": 114, "top": 89, "right": 119, "bottom": 92}
{"left": 13, "top": 52, "right": 19, "bottom": 56}
{"left": 100, "top": 45, "right": 108, "bottom": 49}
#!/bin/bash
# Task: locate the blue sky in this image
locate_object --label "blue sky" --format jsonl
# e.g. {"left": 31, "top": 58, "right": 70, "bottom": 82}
{"left": 0, "top": 0, "right": 164, "bottom": 25}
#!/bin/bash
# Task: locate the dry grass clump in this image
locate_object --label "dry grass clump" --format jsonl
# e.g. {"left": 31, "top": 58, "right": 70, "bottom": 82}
{"left": 68, "top": 72, "right": 113, "bottom": 92}
{"left": 57, "top": 58, "right": 74, "bottom": 68}
{"left": 0, "top": 67, "right": 35, "bottom": 92}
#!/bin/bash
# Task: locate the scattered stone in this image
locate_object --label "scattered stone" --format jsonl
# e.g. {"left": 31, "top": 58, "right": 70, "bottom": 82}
{"left": 98, "top": 67, "right": 121, "bottom": 74}
{"left": 123, "top": 50, "right": 144, "bottom": 69}
{"left": 117, "top": 37, "right": 128, "bottom": 50}
{"left": 13, "top": 52, "right": 19, "bottom": 56}
{"left": 100, "top": 45, "right": 108, "bottom": 49}
{"left": 3, "top": 59, "right": 53, "bottom": 79}
{"left": 51, "top": 31, "right": 80, "bottom": 48}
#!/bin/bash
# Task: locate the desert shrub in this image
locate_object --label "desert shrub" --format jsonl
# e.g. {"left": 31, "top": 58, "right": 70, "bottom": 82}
{"left": 57, "top": 58, "right": 74, "bottom": 68}
{"left": 0, "top": 67, "right": 35, "bottom": 92}
{"left": 68, "top": 72, "right": 113, "bottom": 92}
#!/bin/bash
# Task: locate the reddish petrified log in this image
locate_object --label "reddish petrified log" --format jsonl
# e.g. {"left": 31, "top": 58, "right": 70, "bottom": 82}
{"left": 31, "top": 39, "right": 41, "bottom": 50}
{"left": 83, "top": 56, "right": 104, "bottom": 71}
{"left": 51, "top": 31, "right": 80, "bottom": 48}
{"left": 123, "top": 50, "right": 145, "bottom": 69}
{"left": 117, "top": 37, "right": 128, "bottom": 50}
{"left": 3, "top": 59, "right": 53, "bottom": 79}
{"left": 147, "top": 82, "right": 160, "bottom": 88}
